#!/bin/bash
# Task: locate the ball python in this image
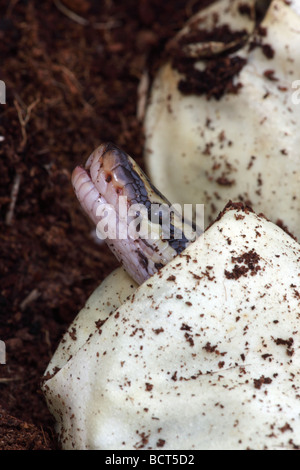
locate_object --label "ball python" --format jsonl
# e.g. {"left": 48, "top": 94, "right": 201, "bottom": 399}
{"left": 72, "top": 142, "right": 202, "bottom": 285}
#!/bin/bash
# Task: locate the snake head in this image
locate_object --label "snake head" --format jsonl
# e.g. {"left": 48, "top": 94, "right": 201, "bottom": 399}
{"left": 72, "top": 143, "right": 201, "bottom": 284}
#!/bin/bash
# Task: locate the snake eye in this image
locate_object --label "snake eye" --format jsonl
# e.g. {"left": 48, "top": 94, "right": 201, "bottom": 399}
{"left": 105, "top": 174, "right": 112, "bottom": 183}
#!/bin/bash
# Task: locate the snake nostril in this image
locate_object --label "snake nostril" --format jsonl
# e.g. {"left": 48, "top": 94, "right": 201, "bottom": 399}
{"left": 105, "top": 173, "right": 112, "bottom": 183}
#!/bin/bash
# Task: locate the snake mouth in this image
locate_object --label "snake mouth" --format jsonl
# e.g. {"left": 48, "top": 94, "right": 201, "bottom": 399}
{"left": 71, "top": 164, "right": 106, "bottom": 226}
{"left": 72, "top": 143, "right": 130, "bottom": 224}
{"left": 72, "top": 142, "right": 200, "bottom": 284}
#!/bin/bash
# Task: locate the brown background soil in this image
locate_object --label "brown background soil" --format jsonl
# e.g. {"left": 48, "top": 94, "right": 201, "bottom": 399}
{"left": 0, "top": 0, "right": 214, "bottom": 450}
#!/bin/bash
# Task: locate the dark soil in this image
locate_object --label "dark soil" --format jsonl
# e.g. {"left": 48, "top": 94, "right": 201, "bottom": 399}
{"left": 0, "top": 0, "right": 214, "bottom": 450}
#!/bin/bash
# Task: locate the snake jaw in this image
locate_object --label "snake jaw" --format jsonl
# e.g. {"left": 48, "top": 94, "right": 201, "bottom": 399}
{"left": 72, "top": 143, "right": 199, "bottom": 285}
{"left": 71, "top": 165, "right": 106, "bottom": 226}
{"left": 72, "top": 162, "right": 146, "bottom": 284}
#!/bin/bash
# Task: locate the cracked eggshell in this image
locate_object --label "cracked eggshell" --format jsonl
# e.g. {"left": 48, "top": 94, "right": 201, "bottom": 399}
{"left": 45, "top": 267, "right": 137, "bottom": 374}
{"left": 42, "top": 204, "right": 300, "bottom": 450}
{"left": 144, "top": 0, "right": 300, "bottom": 239}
